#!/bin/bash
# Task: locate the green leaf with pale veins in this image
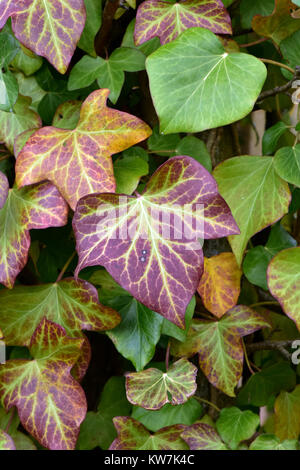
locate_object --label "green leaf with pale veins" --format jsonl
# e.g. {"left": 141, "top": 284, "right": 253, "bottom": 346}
{"left": 0, "top": 278, "right": 120, "bottom": 346}
{"left": 110, "top": 417, "right": 188, "bottom": 450}
{"left": 126, "top": 358, "right": 197, "bottom": 410}
{"left": 146, "top": 27, "right": 267, "bottom": 134}
{"left": 274, "top": 144, "right": 300, "bottom": 187}
{"left": 213, "top": 156, "right": 291, "bottom": 266}
{"left": 171, "top": 306, "right": 271, "bottom": 396}
{"left": 181, "top": 423, "right": 228, "bottom": 450}
{"left": 216, "top": 407, "right": 260, "bottom": 450}
{"left": 0, "top": 94, "right": 41, "bottom": 153}
{"left": 250, "top": 434, "right": 299, "bottom": 450}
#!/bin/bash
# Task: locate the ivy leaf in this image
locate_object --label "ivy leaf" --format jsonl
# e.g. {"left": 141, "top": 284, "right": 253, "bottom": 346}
{"left": 52, "top": 100, "right": 82, "bottom": 130}
{"left": 0, "top": 69, "right": 18, "bottom": 112}
{"left": 274, "top": 385, "right": 300, "bottom": 440}
{"left": 146, "top": 27, "right": 267, "bottom": 134}
{"left": 11, "top": 46, "right": 43, "bottom": 77}
{"left": 0, "top": 30, "right": 20, "bottom": 68}
{"left": 0, "top": 429, "right": 16, "bottom": 450}
{"left": 0, "top": 0, "right": 86, "bottom": 73}
{"left": 268, "top": 247, "right": 300, "bottom": 330}
{"left": 280, "top": 29, "right": 300, "bottom": 72}
{"left": 0, "top": 318, "right": 87, "bottom": 450}
{"left": 250, "top": 434, "right": 299, "bottom": 450}
{"left": 171, "top": 306, "right": 271, "bottom": 396}
{"left": 213, "top": 156, "right": 291, "bottom": 266}
{"left": 16, "top": 89, "right": 151, "bottom": 210}
{"left": 105, "top": 295, "right": 164, "bottom": 371}
{"left": 132, "top": 398, "right": 202, "bottom": 432}
{"left": 240, "top": 0, "right": 275, "bottom": 30}
{"left": 0, "top": 278, "right": 120, "bottom": 345}
{"left": 110, "top": 417, "right": 188, "bottom": 450}
{"left": 114, "top": 155, "right": 149, "bottom": 194}
{"left": 175, "top": 136, "right": 212, "bottom": 172}
{"left": 134, "top": 0, "right": 232, "bottom": 46}
{"left": 216, "top": 407, "right": 260, "bottom": 450}
{"left": 197, "top": 252, "right": 242, "bottom": 317}
{"left": 0, "top": 171, "right": 9, "bottom": 209}
{"left": 237, "top": 362, "right": 296, "bottom": 407}
{"left": 274, "top": 145, "right": 300, "bottom": 186}
{"left": 73, "top": 156, "right": 239, "bottom": 328}
{"left": 0, "top": 182, "right": 68, "bottom": 288}
{"left": 77, "top": 376, "right": 131, "bottom": 450}
{"left": 0, "top": 94, "right": 42, "bottom": 153}
{"left": 181, "top": 423, "right": 228, "bottom": 450}
{"left": 244, "top": 224, "right": 296, "bottom": 291}
{"left": 262, "top": 121, "right": 291, "bottom": 156}
{"left": 126, "top": 358, "right": 197, "bottom": 410}
{"left": 68, "top": 48, "right": 146, "bottom": 103}
{"left": 252, "top": 0, "right": 300, "bottom": 45}
{"left": 78, "top": 0, "right": 102, "bottom": 57}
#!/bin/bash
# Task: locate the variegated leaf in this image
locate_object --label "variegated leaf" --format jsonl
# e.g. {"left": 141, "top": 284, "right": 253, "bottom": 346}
{"left": 15, "top": 89, "right": 151, "bottom": 209}
{"left": 0, "top": 171, "right": 9, "bottom": 209}
{"left": 73, "top": 156, "right": 239, "bottom": 327}
{"left": 0, "top": 429, "right": 16, "bottom": 450}
{"left": 181, "top": 423, "right": 228, "bottom": 450}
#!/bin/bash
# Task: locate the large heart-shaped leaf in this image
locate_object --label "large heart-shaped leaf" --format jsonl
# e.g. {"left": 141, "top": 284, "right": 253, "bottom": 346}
{"left": 125, "top": 358, "right": 197, "bottom": 410}
{"left": 134, "top": 0, "right": 232, "bottom": 46}
{"left": 73, "top": 156, "right": 239, "bottom": 327}
{"left": 0, "top": 278, "right": 120, "bottom": 345}
{"left": 0, "top": 318, "right": 87, "bottom": 450}
{"left": 216, "top": 407, "right": 260, "bottom": 450}
{"left": 252, "top": 0, "right": 300, "bottom": 45}
{"left": 146, "top": 27, "right": 267, "bottom": 134}
{"left": 0, "top": 95, "right": 41, "bottom": 153}
{"left": 0, "top": 182, "right": 68, "bottom": 288}
{"left": 171, "top": 305, "right": 270, "bottom": 396}
{"left": 268, "top": 247, "right": 300, "bottom": 330}
{"left": 181, "top": 423, "right": 228, "bottom": 450}
{"left": 110, "top": 417, "right": 188, "bottom": 450}
{"left": 15, "top": 89, "right": 151, "bottom": 209}
{"left": 197, "top": 252, "right": 242, "bottom": 317}
{"left": 0, "top": 171, "right": 8, "bottom": 209}
{"left": 213, "top": 156, "right": 291, "bottom": 266}
{"left": 0, "top": 0, "right": 86, "bottom": 73}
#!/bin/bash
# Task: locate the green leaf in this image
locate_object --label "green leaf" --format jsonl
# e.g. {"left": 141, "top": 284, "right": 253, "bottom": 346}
{"left": 11, "top": 47, "right": 43, "bottom": 76}
{"left": 131, "top": 398, "right": 202, "bottom": 432}
{"left": 146, "top": 27, "right": 267, "bottom": 134}
{"left": 14, "top": 73, "right": 46, "bottom": 112}
{"left": 274, "top": 144, "right": 300, "bottom": 186}
{"left": 68, "top": 48, "right": 146, "bottom": 103}
{"left": 126, "top": 358, "right": 197, "bottom": 410}
{"left": 110, "top": 417, "right": 188, "bottom": 450}
{"left": 243, "top": 223, "right": 296, "bottom": 290}
{"left": 171, "top": 306, "right": 270, "bottom": 396}
{"left": 213, "top": 156, "right": 291, "bottom": 266}
{"left": 0, "top": 30, "right": 20, "bottom": 68}
{"left": 0, "top": 429, "right": 16, "bottom": 450}
{"left": 106, "top": 295, "right": 164, "bottom": 371}
{"left": 51, "top": 100, "right": 82, "bottom": 130}
{"left": 78, "top": 0, "right": 102, "bottom": 57}
{"left": 268, "top": 247, "right": 300, "bottom": 330}
{"left": 77, "top": 376, "right": 131, "bottom": 450}
{"left": 162, "top": 296, "right": 196, "bottom": 342}
{"left": 240, "top": 0, "right": 275, "bottom": 30}
{"left": 250, "top": 434, "right": 299, "bottom": 450}
{"left": 237, "top": 362, "right": 296, "bottom": 407}
{"left": 274, "top": 385, "right": 300, "bottom": 440}
{"left": 262, "top": 121, "right": 291, "bottom": 155}
{"left": 122, "top": 19, "right": 161, "bottom": 56}
{"left": 114, "top": 155, "right": 149, "bottom": 194}
{"left": 147, "top": 125, "right": 181, "bottom": 156}
{"left": 176, "top": 136, "right": 212, "bottom": 172}
{"left": 0, "top": 278, "right": 120, "bottom": 345}
{"left": 181, "top": 423, "right": 228, "bottom": 450}
{"left": 0, "top": 69, "right": 18, "bottom": 112}
{"left": 216, "top": 407, "right": 260, "bottom": 450}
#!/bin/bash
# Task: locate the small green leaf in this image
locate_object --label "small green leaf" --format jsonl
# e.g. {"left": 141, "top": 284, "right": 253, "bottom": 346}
{"left": 250, "top": 434, "right": 299, "bottom": 450}
{"left": 262, "top": 121, "right": 290, "bottom": 155}
{"left": 114, "top": 155, "right": 149, "bottom": 194}
{"left": 274, "top": 144, "right": 300, "bottom": 186}
{"left": 274, "top": 385, "right": 300, "bottom": 440}
{"left": 0, "top": 70, "right": 18, "bottom": 112}
{"left": 175, "top": 136, "right": 212, "bottom": 172}
{"left": 216, "top": 407, "right": 260, "bottom": 450}
{"left": 78, "top": 0, "right": 102, "bottom": 57}
{"left": 126, "top": 358, "right": 197, "bottom": 410}
{"left": 240, "top": 0, "right": 275, "bottom": 30}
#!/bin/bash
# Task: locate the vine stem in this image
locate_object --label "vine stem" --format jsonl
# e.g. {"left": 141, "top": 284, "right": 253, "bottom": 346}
{"left": 56, "top": 251, "right": 77, "bottom": 283}
{"left": 259, "top": 58, "right": 294, "bottom": 75}
{"left": 249, "top": 301, "right": 279, "bottom": 308}
{"left": 239, "top": 37, "right": 268, "bottom": 48}
{"left": 165, "top": 341, "right": 171, "bottom": 371}
{"left": 194, "top": 396, "right": 220, "bottom": 412}
{"left": 242, "top": 339, "right": 255, "bottom": 375}
{"left": 94, "top": 0, "right": 120, "bottom": 57}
